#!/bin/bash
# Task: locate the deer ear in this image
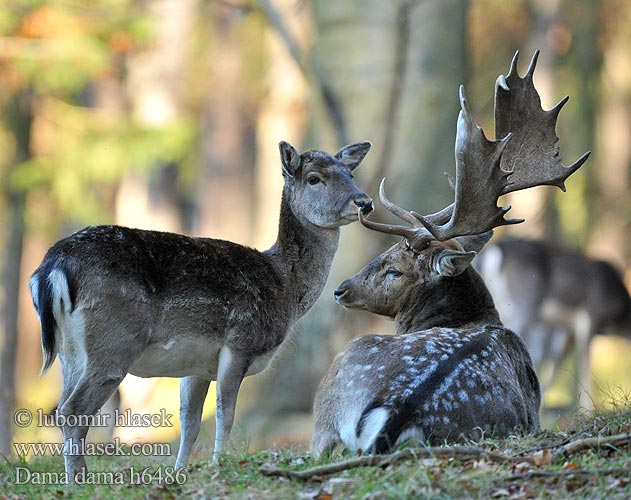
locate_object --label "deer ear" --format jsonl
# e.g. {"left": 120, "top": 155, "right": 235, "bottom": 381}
{"left": 433, "top": 249, "right": 476, "bottom": 277}
{"left": 279, "top": 141, "right": 301, "bottom": 178}
{"left": 334, "top": 141, "right": 372, "bottom": 170}
{"left": 455, "top": 230, "right": 494, "bottom": 254}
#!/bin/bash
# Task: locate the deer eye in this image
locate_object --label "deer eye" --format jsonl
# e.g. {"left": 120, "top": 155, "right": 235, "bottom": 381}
{"left": 385, "top": 269, "right": 403, "bottom": 279}
{"left": 307, "top": 176, "right": 321, "bottom": 185}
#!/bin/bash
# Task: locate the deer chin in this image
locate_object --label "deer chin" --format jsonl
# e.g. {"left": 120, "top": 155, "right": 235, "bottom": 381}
{"left": 339, "top": 211, "right": 360, "bottom": 224}
{"left": 335, "top": 294, "right": 368, "bottom": 311}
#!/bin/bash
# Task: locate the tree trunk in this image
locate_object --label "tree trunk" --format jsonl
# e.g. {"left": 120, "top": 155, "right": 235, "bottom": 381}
{"left": 0, "top": 93, "right": 32, "bottom": 456}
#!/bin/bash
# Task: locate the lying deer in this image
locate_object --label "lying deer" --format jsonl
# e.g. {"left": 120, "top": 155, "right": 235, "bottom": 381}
{"left": 477, "top": 237, "right": 631, "bottom": 408}
{"left": 30, "top": 140, "right": 373, "bottom": 480}
{"left": 311, "top": 51, "right": 590, "bottom": 455}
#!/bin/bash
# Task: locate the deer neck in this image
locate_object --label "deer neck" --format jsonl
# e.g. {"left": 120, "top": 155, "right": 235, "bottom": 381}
{"left": 265, "top": 189, "right": 340, "bottom": 319}
{"left": 394, "top": 268, "right": 502, "bottom": 335}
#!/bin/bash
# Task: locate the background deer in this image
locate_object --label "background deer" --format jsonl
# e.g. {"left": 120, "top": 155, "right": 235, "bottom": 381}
{"left": 477, "top": 237, "right": 631, "bottom": 408}
{"left": 30, "top": 140, "right": 373, "bottom": 479}
{"left": 311, "top": 51, "right": 589, "bottom": 456}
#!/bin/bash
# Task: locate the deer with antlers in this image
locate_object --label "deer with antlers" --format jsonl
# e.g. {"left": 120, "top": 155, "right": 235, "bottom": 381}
{"left": 311, "top": 51, "right": 590, "bottom": 455}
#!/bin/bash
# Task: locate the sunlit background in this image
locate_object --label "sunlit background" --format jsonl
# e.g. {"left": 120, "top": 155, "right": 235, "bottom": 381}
{"left": 1, "top": 0, "right": 630, "bottom": 462}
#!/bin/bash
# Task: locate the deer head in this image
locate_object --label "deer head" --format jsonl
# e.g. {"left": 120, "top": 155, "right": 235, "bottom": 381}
{"left": 334, "top": 51, "right": 590, "bottom": 326}
{"left": 279, "top": 141, "right": 374, "bottom": 229}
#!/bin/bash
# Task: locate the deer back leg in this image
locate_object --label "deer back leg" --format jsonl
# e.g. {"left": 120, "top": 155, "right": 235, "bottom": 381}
{"left": 57, "top": 310, "right": 146, "bottom": 480}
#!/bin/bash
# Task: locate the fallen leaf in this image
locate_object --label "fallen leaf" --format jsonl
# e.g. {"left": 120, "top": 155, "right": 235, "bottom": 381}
{"left": 513, "top": 461, "right": 532, "bottom": 473}
{"left": 607, "top": 477, "right": 630, "bottom": 490}
{"left": 328, "top": 477, "right": 354, "bottom": 485}
{"left": 531, "top": 449, "right": 552, "bottom": 466}
{"left": 491, "top": 488, "right": 511, "bottom": 497}
{"left": 561, "top": 462, "right": 580, "bottom": 471}
{"left": 298, "top": 489, "right": 320, "bottom": 499}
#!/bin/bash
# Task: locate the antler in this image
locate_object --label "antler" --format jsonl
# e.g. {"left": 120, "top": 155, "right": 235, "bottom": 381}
{"left": 494, "top": 50, "right": 591, "bottom": 192}
{"left": 361, "top": 50, "right": 590, "bottom": 248}
{"left": 412, "top": 86, "right": 522, "bottom": 240}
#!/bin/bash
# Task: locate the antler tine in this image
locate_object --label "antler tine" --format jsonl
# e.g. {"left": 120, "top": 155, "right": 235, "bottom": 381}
{"left": 507, "top": 50, "right": 520, "bottom": 78}
{"left": 358, "top": 179, "right": 431, "bottom": 243}
{"left": 525, "top": 49, "right": 540, "bottom": 79}
{"left": 378, "top": 179, "right": 422, "bottom": 227}
{"left": 495, "top": 50, "right": 590, "bottom": 194}
{"left": 413, "top": 86, "right": 523, "bottom": 241}
{"left": 358, "top": 206, "right": 419, "bottom": 241}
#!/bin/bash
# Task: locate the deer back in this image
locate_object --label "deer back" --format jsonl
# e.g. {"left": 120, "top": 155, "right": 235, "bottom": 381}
{"left": 312, "top": 324, "right": 540, "bottom": 455}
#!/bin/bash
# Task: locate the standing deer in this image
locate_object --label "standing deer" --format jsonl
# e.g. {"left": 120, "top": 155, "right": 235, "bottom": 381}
{"left": 30, "top": 140, "right": 373, "bottom": 480}
{"left": 311, "top": 51, "right": 590, "bottom": 455}
{"left": 477, "top": 237, "right": 631, "bottom": 408}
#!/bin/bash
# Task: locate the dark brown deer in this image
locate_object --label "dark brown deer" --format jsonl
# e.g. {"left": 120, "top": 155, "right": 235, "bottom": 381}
{"left": 311, "top": 51, "right": 589, "bottom": 456}
{"left": 477, "top": 237, "right": 631, "bottom": 408}
{"left": 30, "top": 140, "right": 373, "bottom": 480}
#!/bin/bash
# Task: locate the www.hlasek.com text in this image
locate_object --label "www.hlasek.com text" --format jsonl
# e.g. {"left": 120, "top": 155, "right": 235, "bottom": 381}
{"left": 13, "top": 438, "right": 171, "bottom": 458}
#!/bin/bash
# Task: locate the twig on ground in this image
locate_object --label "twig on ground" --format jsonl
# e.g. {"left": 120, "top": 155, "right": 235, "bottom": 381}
{"left": 504, "top": 467, "right": 630, "bottom": 482}
{"left": 259, "top": 432, "right": 631, "bottom": 481}
{"left": 259, "top": 446, "right": 534, "bottom": 480}
{"left": 550, "top": 432, "right": 631, "bottom": 460}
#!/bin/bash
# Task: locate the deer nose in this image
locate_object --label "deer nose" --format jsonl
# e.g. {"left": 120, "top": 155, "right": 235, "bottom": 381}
{"left": 354, "top": 195, "right": 374, "bottom": 215}
{"left": 333, "top": 282, "right": 350, "bottom": 303}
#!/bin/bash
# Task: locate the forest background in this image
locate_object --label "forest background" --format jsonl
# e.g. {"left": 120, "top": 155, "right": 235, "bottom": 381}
{"left": 1, "top": 0, "right": 630, "bottom": 459}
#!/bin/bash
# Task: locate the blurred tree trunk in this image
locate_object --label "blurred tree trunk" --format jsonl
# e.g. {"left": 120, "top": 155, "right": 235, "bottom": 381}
{"left": 242, "top": 0, "right": 469, "bottom": 447}
{"left": 119, "top": 0, "right": 196, "bottom": 233}
{"left": 588, "top": 1, "right": 631, "bottom": 266}
{"left": 569, "top": 0, "right": 601, "bottom": 246}
{"left": 193, "top": 2, "right": 265, "bottom": 244}
{"left": 0, "top": 93, "right": 32, "bottom": 456}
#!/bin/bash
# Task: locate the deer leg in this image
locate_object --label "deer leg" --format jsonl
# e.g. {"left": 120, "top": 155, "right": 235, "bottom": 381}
{"left": 310, "top": 431, "right": 338, "bottom": 459}
{"left": 58, "top": 371, "right": 125, "bottom": 481}
{"left": 57, "top": 353, "right": 83, "bottom": 416}
{"left": 57, "top": 312, "right": 144, "bottom": 481}
{"left": 175, "top": 376, "right": 211, "bottom": 469}
{"left": 574, "top": 310, "right": 594, "bottom": 410}
{"left": 545, "top": 327, "right": 573, "bottom": 390}
{"left": 522, "top": 321, "right": 548, "bottom": 375}
{"left": 213, "top": 346, "right": 250, "bottom": 462}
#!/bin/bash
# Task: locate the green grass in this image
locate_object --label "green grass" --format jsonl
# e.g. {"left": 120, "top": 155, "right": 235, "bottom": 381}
{"left": 2, "top": 407, "right": 630, "bottom": 499}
